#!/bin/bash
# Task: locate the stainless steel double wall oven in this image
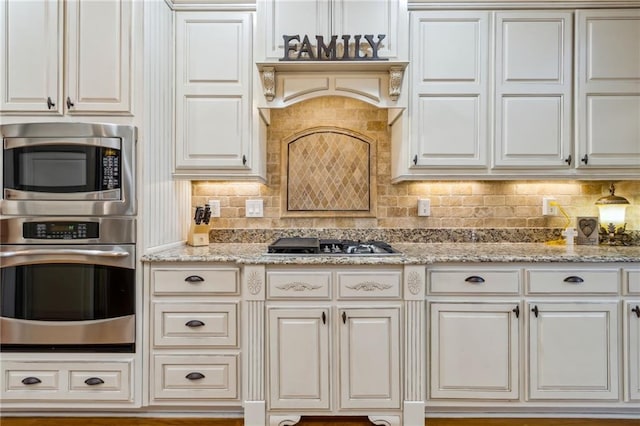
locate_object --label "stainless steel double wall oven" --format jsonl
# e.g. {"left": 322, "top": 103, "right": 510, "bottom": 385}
{"left": 1, "top": 122, "right": 137, "bottom": 352}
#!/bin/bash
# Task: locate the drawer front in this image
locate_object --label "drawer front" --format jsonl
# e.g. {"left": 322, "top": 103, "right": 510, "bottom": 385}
{"left": 337, "top": 270, "right": 402, "bottom": 299}
{"left": 267, "top": 270, "right": 331, "bottom": 299}
{"left": 5, "top": 368, "right": 60, "bottom": 393}
{"left": 152, "top": 268, "right": 239, "bottom": 295}
{"left": 153, "top": 302, "right": 238, "bottom": 347}
{"left": 628, "top": 270, "right": 640, "bottom": 294}
{"left": 152, "top": 355, "right": 239, "bottom": 401}
{"left": 429, "top": 270, "right": 520, "bottom": 294}
{"left": 68, "top": 363, "right": 131, "bottom": 400}
{"left": 527, "top": 269, "right": 620, "bottom": 294}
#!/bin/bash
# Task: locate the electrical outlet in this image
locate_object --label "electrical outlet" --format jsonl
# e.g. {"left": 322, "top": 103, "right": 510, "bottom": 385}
{"left": 418, "top": 199, "right": 431, "bottom": 217}
{"left": 542, "top": 197, "right": 558, "bottom": 216}
{"left": 207, "top": 200, "right": 220, "bottom": 218}
{"left": 246, "top": 199, "right": 264, "bottom": 218}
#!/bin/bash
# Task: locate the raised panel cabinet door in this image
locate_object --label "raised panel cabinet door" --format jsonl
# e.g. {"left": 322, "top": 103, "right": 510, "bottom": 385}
{"left": 268, "top": 307, "right": 330, "bottom": 410}
{"left": 65, "top": 0, "right": 132, "bottom": 114}
{"left": 528, "top": 302, "right": 619, "bottom": 400}
{"left": 628, "top": 301, "right": 640, "bottom": 401}
{"left": 494, "top": 12, "right": 573, "bottom": 168}
{"left": 0, "top": 0, "right": 62, "bottom": 114}
{"left": 175, "top": 12, "right": 252, "bottom": 171}
{"left": 410, "top": 11, "right": 489, "bottom": 168}
{"left": 429, "top": 302, "right": 520, "bottom": 399}
{"left": 576, "top": 9, "right": 640, "bottom": 168}
{"left": 260, "top": 0, "right": 330, "bottom": 60}
{"left": 338, "top": 307, "right": 400, "bottom": 409}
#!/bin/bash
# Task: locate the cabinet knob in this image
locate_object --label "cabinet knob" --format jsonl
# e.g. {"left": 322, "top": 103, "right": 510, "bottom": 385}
{"left": 632, "top": 306, "right": 640, "bottom": 318}
{"left": 563, "top": 276, "right": 584, "bottom": 284}
{"left": 342, "top": 311, "right": 347, "bottom": 324}
{"left": 412, "top": 155, "right": 418, "bottom": 166}
{"left": 186, "top": 372, "right": 205, "bottom": 381}
{"left": 185, "top": 319, "right": 205, "bottom": 328}
{"left": 512, "top": 305, "right": 520, "bottom": 318}
{"left": 46, "top": 97, "right": 55, "bottom": 110}
{"left": 564, "top": 155, "right": 572, "bottom": 165}
{"left": 242, "top": 155, "right": 247, "bottom": 165}
{"left": 84, "top": 377, "right": 105, "bottom": 386}
{"left": 464, "top": 275, "right": 485, "bottom": 284}
{"left": 322, "top": 311, "right": 326, "bottom": 324}
{"left": 21, "top": 377, "right": 42, "bottom": 385}
{"left": 184, "top": 275, "right": 204, "bottom": 283}
{"left": 581, "top": 154, "right": 589, "bottom": 165}
{"left": 66, "top": 97, "right": 75, "bottom": 109}
{"left": 531, "top": 305, "right": 539, "bottom": 318}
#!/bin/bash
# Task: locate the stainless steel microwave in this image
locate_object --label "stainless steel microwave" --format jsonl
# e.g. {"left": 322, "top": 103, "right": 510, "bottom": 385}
{"left": 1, "top": 122, "right": 136, "bottom": 216}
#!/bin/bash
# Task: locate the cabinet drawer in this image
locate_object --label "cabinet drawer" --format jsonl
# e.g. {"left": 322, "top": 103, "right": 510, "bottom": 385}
{"left": 153, "top": 302, "right": 238, "bottom": 347}
{"left": 267, "top": 270, "right": 331, "bottom": 299}
{"left": 627, "top": 270, "right": 640, "bottom": 294}
{"left": 152, "top": 268, "right": 239, "bottom": 295}
{"left": 527, "top": 269, "right": 620, "bottom": 294}
{"left": 152, "top": 354, "right": 239, "bottom": 402}
{"left": 337, "top": 270, "right": 402, "bottom": 299}
{"left": 428, "top": 270, "right": 520, "bottom": 294}
{"left": 2, "top": 360, "right": 132, "bottom": 401}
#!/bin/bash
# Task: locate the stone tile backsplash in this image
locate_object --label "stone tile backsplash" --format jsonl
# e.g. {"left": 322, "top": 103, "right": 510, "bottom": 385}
{"left": 192, "top": 97, "right": 639, "bottom": 238}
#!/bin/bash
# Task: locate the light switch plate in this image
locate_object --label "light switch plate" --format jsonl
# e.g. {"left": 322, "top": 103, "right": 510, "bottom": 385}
{"left": 246, "top": 199, "right": 264, "bottom": 218}
{"left": 418, "top": 199, "right": 430, "bottom": 216}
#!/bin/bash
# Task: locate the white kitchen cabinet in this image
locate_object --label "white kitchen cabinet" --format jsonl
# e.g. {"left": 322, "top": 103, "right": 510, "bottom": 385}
{"left": 494, "top": 11, "right": 573, "bottom": 169}
{"left": 267, "top": 307, "right": 331, "bottom": 410}
{"left": 0, "top": 0, "right": 134, "bottom": 115}
{"left": 575, "top": 9, "right": 640, "bottom": 169}
{"left": 528, "top": 301, "right": 619, "bottom": 400}
{"left": 174, "top": 11, "right": 264, "bottom": 180}
{"left": 429, "top": 302, "right": 520, "bottom": 400}
{"left": 627, "top": 301, "right": 640, "bottom": 401}
{"left": 145, "top": 263, "right": 241, "bottom": 407}
{"left": 259, "top": 0, "right": 403, "bottom": 61}
{"left": 409, "top": 11, "right": 490, "bottom": 170}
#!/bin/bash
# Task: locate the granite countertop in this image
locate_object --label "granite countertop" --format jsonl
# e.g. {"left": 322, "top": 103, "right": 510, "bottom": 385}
{"left": 142, "top": 242, "right": 640, "bottom": 264}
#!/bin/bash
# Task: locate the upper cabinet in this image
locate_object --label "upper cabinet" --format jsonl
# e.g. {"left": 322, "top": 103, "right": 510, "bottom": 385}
{"left": 394, "top": 7, "right": 640, "bottom": 181}
{"left": 173, "top": 11, "right": 266, "bottom": 181}
{"left": 575, "top": 9, "right": 640, "bottom": 169}
{"left": 0, "top": 0, "right": 134, "bottom": 116}
{"left": 258, "top": 0, "right": 404, "bottom": 62}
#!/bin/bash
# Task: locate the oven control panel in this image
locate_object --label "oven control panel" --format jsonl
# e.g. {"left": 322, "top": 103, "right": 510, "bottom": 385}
{"left": 23, "top": 222, "right": 99, "bottom": 239}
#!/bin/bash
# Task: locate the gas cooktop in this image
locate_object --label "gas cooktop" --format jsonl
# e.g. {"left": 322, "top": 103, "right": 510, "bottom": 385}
{"left": 267, "top": 237, "right": 400, "bottom": 255}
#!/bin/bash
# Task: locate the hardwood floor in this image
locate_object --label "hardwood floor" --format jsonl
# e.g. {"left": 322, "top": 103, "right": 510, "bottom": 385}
{"left": 1, "top": 418, "right": 639, "bottom": 426}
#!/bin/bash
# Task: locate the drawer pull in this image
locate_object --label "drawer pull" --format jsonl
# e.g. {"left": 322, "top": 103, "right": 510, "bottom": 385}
{"left": 185, "top": 319, "right": 205, "bottom": 328}
{"left": 465, "top": 276, "right": 485, "bottom": 284}
{"left": 84, "top": 377, "right": 105, "bottom": 386}
{"left": 185, "top": 275, "right": 204, "bottom": 283}
{"left": 21, "top": 377, "right": 42, "bottom": 385}
{"left": 342, "top": 311, "right": 347, "bottom": 324}
{"left": 632, "top": 306, "right": 640, "bottom": 318}
{"left": 531, "top": 305, "right": 539, "bottom": 318}
{"left": 563, "top": 276, "right": 584, "bottom": 284}
{"left": 186, "top": 372, "right": 205, "bottom": 381}
{"left": 322, "top": 312, "right": 326, "bottom": 325}
{"left": 512, "top": 305, "right": 520, "bottom": 318}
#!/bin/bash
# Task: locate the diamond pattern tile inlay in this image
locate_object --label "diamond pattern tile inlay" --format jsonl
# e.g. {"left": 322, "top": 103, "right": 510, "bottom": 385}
{"left": 287, "top": 130, "right": 370, "bottom": 211}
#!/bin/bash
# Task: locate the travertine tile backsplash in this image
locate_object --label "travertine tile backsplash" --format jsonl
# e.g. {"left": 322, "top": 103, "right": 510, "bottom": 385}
{"left": 192, "top": 97, "right": 639, "bottom": 232}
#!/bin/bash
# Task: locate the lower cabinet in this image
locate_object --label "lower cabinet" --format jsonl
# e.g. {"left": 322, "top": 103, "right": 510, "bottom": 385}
{"left": 627, "top": 300, "right": 640, "bottom": 401}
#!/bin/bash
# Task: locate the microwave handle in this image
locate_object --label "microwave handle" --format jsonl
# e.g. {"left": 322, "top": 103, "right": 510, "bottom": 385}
{"left": 0, "top": 248, "right": 130, "bottom": 259}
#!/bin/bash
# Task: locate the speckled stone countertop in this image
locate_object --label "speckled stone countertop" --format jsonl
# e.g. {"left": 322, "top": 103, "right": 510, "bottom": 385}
{"left": 142, "top": 243, "right": 640, "bottom": 265}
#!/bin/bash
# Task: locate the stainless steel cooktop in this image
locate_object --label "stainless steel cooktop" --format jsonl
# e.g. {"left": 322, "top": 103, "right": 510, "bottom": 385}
{"left": 266, "top": 237, "right": 400, "bottom": 255}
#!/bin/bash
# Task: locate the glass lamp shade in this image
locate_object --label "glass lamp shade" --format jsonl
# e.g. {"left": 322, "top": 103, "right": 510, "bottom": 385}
{"left": 597, "top": 204, "right": 628, "bottom": 229}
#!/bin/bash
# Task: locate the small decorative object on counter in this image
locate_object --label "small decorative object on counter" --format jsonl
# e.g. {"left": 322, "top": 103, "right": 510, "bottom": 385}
{"left": 595, "top": 183, "right": 631, "bottom": 245}
{"left": 576, "top": 216, "right": 599, "bottom": 245}
{"left": 188, "top": 204, "right": 211, "bottom": 246}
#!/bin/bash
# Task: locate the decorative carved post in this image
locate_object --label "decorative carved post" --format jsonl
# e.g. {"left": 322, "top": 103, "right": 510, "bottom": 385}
{"left": 243, "top": 265, "right": 266, "bottom": 426}
{"left": 403, "top": 265, "right": 426, "bottom": 425}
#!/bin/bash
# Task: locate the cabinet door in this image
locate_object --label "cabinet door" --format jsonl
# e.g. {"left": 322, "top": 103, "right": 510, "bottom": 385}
{"left": 65, "top": 0, "right": 132, "bottom": 114}
{"left": 576, "top": 9, "right": 640, "bottom": 168}
{"left": 410, "top": 11, "right": 489, "bottom": 168}
{"left": 175, "top": 12, "right": 252, "bottom": 172}
{"left": 528, "top": 302, "right": 619, "bottom": 400}
{"left": 0, "top": 0, "right": 62, "bottom": 114}
{"left": 494, "top": 11, "right": 573, "bottom": 168}
{"left": 628, "top": 301, "right": 640, "bottom": 401}
{"left": 268, "top": 307, "right": 330, "bottom": 410}
{"left": 338, "top": 307, "right": 400, "bottom": 409}
{"left": 429, "top": 302, "right": 520, "bottom": 399}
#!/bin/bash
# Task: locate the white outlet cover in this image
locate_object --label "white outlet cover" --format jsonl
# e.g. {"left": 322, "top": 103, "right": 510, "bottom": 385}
{"left": 208, "top": 200, "right": 221, "bottom": 217}
{"left": 418, "top": 199, "right": 430, "bottom": 217}
{"left": 542, "top": 197, "right": 557, "bottom": 216}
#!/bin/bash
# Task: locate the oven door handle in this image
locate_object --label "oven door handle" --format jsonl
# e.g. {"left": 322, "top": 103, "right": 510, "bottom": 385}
{"left": 0, "top": 248, "right": 131, "bottom": 258}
